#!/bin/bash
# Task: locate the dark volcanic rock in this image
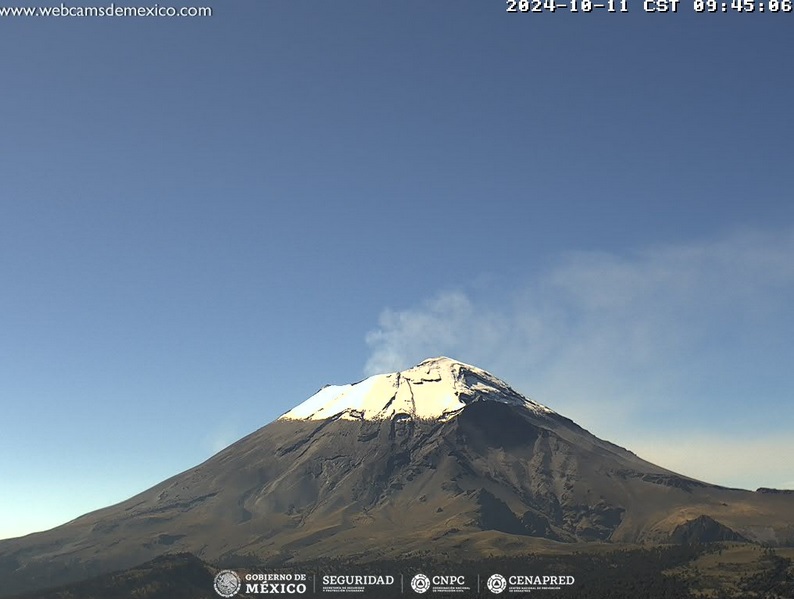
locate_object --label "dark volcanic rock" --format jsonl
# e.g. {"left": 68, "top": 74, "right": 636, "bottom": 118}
{"left": 757, "top": 487, "right": 794, "bottom": 495}
{"left": 1, "top": 357, "right": 792, "bottom": 596}
{"left": 670, "top": 515, "right": 748, "bottom": 544}
{"left": 474, "top": 489, "right": 529, "bottom": 536}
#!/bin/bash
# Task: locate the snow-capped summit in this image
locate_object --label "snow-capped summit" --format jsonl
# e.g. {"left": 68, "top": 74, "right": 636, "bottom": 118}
{"left": 5, "top": 355, "right": 793, "bottom": 599}
{"left": 279, "top": 356, "right": 554, "bottom": 422}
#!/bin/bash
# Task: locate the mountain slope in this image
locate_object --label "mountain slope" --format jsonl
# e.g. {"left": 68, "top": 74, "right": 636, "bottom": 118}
{"left": 18, "top": 553, "right": 216, "bottom": 599}
{"left": 1, "top": 357, "right": 792, "bottom": 596}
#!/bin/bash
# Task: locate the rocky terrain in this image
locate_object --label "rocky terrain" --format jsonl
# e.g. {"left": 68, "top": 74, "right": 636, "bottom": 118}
{"left": 1, "top": 357, "right": 792, "bottom": 597}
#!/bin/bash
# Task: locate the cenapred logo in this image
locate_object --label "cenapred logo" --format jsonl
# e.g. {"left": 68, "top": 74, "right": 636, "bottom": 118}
{"left": 214, "top": 569, "right": 242, "bottom": 598}
{"left": 486, "top": 573, "right": 507, "bottom": 594}
{"left": 411, "top": 573, "right": 431, "bottom": 594}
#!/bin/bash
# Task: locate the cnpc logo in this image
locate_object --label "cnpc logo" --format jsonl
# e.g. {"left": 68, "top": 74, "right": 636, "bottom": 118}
{"left": 412, "top": 573, "right": 468, "bottom": 593}
{"left": 410, "top": 573, "right": 431, "bottom": 593}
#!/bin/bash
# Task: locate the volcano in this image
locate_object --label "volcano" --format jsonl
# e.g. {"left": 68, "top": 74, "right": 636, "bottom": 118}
{"left": 1, "top": 357, "right": 793, "bottom": 596}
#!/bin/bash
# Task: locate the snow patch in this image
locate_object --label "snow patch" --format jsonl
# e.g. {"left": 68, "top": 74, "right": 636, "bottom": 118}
{"left": 278, "top": 357, "right": 554, "bottom": 422}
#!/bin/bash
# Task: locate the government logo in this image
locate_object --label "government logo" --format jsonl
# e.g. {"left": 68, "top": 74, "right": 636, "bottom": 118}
{"left": 214, "top": 569, "right": 241, "bottom": 598}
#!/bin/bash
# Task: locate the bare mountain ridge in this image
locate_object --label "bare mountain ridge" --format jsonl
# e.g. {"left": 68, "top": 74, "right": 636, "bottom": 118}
{"left": 1, "top": 357, "right": 793, "bottom": 596}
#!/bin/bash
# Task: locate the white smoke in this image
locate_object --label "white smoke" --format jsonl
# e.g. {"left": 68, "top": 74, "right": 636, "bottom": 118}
{"left": 363, "top": 228, "right": 794, "bottom": 489}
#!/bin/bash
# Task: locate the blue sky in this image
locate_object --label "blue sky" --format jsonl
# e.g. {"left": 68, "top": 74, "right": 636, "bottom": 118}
{"left": 2, "top": 1, "right": 793, "bottom": 540}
